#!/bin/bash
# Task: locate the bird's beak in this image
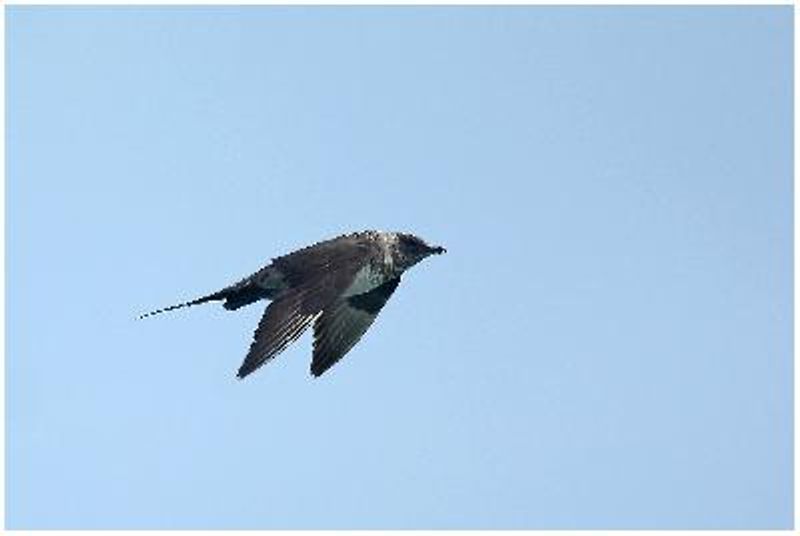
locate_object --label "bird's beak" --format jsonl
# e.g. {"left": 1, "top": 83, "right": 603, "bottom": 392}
{"left": 429, "top": 245, "right": 446, "bottom": 255}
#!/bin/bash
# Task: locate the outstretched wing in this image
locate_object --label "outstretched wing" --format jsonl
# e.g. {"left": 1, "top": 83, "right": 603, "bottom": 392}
{"left": 311, "top": 277, "right": 401, "bottom": 377}
{"left": 236, "top": 233, "right": 381, "bottom": 379}
{"left": 236, "top": 290, "right": 321, "bottom": 379}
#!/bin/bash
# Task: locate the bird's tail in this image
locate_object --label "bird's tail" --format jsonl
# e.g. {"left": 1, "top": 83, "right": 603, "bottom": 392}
{"left": 138, "top": 291, "right": 227, "bottom": 319}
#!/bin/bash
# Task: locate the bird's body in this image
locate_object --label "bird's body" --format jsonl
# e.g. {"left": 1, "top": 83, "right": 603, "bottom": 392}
{"left": 141, "top": 230, "right": 445, "bottom": 378}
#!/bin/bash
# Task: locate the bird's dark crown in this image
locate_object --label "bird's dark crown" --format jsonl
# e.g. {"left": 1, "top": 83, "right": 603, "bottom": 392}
{"left": 397, "top": 233, "right": 446, "bottom": 258}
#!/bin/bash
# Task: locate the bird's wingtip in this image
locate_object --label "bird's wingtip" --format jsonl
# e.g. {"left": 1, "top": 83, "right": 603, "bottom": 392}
{"left": 236, "top": 365, "right": 253, "bottom": 380}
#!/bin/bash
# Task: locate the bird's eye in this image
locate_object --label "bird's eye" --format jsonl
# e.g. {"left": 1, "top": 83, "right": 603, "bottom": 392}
{"left": 403, "top": 237, "right": 422, "bottom": 250}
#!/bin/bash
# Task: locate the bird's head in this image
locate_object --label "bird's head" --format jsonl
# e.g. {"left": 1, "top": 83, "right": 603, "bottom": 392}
{"left": 394, "top": 233, "right": 446, "bottom": 270}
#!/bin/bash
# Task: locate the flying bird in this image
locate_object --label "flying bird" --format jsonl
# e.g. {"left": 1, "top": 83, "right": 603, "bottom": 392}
{"left": 141, "top": 230, "right": 446, "bottom": 378}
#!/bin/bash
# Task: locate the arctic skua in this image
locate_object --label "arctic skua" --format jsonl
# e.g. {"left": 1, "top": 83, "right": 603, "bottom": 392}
{"left": 141, "top": 230, "right": 446, "bottom": 378}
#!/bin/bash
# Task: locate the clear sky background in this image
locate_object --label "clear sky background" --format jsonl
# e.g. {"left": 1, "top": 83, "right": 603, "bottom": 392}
{"left": 6, "top": 6, "right": 793, "bottom": 529}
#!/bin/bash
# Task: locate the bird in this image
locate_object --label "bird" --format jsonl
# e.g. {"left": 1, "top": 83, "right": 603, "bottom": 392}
{"left": 141, "top": 230, "right": 446, "bottom": 379}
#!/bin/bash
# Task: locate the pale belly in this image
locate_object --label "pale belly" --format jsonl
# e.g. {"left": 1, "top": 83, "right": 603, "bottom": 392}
{"left": 342, "top": 265, "right": 388, "bottom": 297}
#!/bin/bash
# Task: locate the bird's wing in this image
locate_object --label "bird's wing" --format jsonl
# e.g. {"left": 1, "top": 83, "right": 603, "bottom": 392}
{"left": 271, "top": 232, "right": 380, "bottom": 311}
{"left": 311, "top": 276, "right": 401, "bottom": 377}
{"left": 236, "top": 234, "right": 380, "bottom": 379}
{"left": 236, "top": 290, "right": 321, "bottom": 379}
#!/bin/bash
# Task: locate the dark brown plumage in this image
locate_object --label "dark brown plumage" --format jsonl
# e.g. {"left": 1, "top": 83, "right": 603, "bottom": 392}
{"left": 141, "top": 230, "right": 445, "bottom": 379}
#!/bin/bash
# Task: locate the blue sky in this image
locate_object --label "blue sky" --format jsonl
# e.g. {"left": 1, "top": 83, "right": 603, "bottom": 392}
{"left": 6, "top": 6, "right": 792, "bottom": 529}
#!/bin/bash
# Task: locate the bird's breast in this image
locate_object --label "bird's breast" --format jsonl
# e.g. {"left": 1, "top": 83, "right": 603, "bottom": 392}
{"left": 343, "top": 264, "right": 391, "bottom": 297}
